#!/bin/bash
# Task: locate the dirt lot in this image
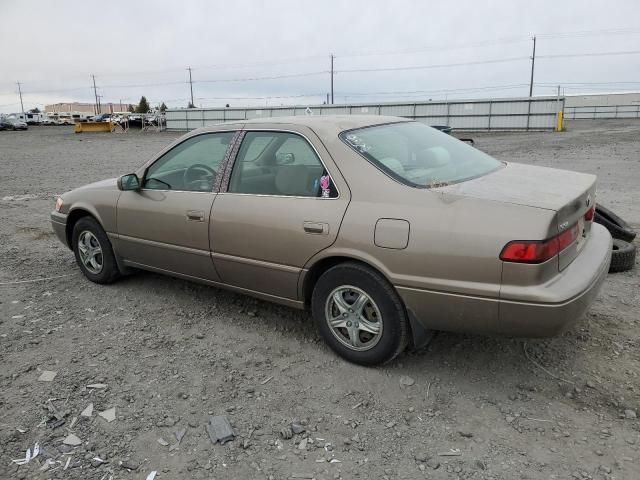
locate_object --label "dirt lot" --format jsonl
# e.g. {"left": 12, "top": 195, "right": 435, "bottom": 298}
{"left": 1, "top": 121, "right": 638, "bottom": 480}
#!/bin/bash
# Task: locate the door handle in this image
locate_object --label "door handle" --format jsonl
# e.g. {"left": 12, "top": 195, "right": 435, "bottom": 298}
{"left": 186, "top": 210, "right": 205, "bottom": 222}
{"left": 303, "top": 221, "right": 329, "bottom": 235}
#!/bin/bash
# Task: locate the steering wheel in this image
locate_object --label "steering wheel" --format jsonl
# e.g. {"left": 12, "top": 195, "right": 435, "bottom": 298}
{"left": 183, "top": 164, "right": 216, "bottom": 191}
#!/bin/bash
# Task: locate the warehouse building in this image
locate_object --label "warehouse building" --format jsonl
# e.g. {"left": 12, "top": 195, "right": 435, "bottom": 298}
{"left": 45, "top": 102, "right": 134, "bottom": 114}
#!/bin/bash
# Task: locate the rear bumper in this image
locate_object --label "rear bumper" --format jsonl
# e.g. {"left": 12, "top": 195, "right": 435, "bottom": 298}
{"left": 51, "top": 211, "right": 69, "bottom": 248}
{"left": 397, "top": 223, "right": 612, "bottom": 338}
{"left": 498, "top": 223, "right": 611, "bottom": 336}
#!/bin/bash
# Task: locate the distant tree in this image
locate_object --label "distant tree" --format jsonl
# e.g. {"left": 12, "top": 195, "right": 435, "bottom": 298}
{"left": 128, "top": 104, "right": 136, "bottom": 113}
{"left": 159, "top": 102, "right": 167, "bottom": 112}
{"left": 187, "top": 102, "right": 195, "bottom": 109}
{"left": 28, "top": 107, "right": 41, "bottom": 113}
{"left": 136, "top": 96, "right": 150, "bottom": 113}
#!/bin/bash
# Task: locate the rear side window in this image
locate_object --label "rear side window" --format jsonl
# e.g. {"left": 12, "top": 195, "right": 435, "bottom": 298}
{"left": 228, "top": 131, "right": 337, "bottom": 197}
{"left": 340, "top": 121, "right": 502, "bottom": 188}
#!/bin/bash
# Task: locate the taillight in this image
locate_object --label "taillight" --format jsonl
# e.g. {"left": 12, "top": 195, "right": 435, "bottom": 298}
{"left": 584, "top": 206, "right": 595, "bottom": 222}
{"left": 55, "top": 197, "right": 64, "bottom": 212}
{"left": 500, "top": 223, "right": 579, "bottom": 263}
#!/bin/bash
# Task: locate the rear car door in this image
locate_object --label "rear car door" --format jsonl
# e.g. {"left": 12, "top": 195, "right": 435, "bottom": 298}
{"left": 115, "top": 131, "right": 236, "bottom": 280}
{"left": 210, "top": 127, "right": 350, "bottom": 300}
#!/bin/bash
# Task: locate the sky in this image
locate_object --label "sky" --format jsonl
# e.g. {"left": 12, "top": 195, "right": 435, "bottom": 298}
{"left": 1, "top": 0, "right": 639, "bottom": 113}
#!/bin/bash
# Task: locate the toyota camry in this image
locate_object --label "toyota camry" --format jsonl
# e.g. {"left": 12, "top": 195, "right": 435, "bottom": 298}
{"left": 51, "top": 115, "right": 612, "bottom": 365}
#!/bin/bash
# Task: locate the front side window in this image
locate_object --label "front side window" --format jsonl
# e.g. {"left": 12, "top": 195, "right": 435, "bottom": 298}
{"left": 340, "top": 121, "right": 502, "bottom": 188}
{"left": 144, "top": 132, "right": 234, "bottom": 192}
{"left": 228, "top": 131, "right": 337, "bottom": 197}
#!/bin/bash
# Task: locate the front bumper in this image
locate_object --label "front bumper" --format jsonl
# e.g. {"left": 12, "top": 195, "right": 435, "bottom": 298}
{"left": 51, "top": 211, "right": 69, "bottom": 248}
{"left": 397, "top": 223, "right": 612, "bottom": 338}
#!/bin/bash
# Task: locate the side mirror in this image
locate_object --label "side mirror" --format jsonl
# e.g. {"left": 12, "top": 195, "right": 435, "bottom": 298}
{"left": 117, "top": 173, "right": 140, "bottom": 191}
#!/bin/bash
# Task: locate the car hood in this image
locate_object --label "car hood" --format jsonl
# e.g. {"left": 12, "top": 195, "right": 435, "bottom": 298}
{"left": 73, "top": 178, "right": 118, "bottom": 192}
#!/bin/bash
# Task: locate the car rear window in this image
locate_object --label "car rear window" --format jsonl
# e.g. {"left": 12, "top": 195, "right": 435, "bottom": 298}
{"left": 340, "top": 121, "right": 503, "bottom": 188}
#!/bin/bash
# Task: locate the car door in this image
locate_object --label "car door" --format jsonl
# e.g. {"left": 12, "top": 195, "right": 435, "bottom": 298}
{"left": 210, "top": 127, "right": 350, "bottom": 300}
{"left": 115, "top": 131, "right": 236, "bottom": 281}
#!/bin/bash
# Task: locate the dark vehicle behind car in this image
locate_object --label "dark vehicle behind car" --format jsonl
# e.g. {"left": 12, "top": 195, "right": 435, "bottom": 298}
{"left": 0, "top": 118, "right": 28, "bottom": 130}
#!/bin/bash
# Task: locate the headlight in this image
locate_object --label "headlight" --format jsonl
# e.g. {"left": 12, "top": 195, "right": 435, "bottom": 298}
{"left": 55, "top": 197, "right": 64, "bottom": 212}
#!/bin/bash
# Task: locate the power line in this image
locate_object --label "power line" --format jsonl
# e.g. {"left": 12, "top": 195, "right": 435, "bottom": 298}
{"left": 337, "top": 36, "right": 529, "bottom": 59}
{"left": 196, "top": 93, "right": 325, "bottom": 100}
{"left": 93, "top": 54, "right": 328, "bottom": 79}
{"left": 536, "top": 27, "right": 640, "bottom": 39}
{"left": 97, "top": 80, "right": 186, "bottom": 89}
{"left": 61, "top": 27, "right": 640, "bottom": 79}
{"left": 557, "top": 85, "right": 640, "bottom": 91}
{"left": 190, "top": 54, "right": 327, "bottom": 72}
{"left": 337, "top": 56, "right": 528, "bottom": 74}
{"left": 335, "top": 27, "right": 640, "bottom": 60}
{"left": 339, "top": 84, "right": 530, "bottom": 96}
{"left": 194, "top": 71, "right": 328, "bottom": 84}
{"left": 536, "top": 81, "right": 640, "bottom": 86}
{"left": 537, "top": 49, "right": 640, "bottom": 59}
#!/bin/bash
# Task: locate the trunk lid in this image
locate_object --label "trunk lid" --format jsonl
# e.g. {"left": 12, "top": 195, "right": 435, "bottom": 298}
{"left": 439, "top": 162, "right": 597, "bottom": 269}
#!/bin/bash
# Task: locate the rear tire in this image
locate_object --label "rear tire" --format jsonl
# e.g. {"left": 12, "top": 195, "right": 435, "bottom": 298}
{"left": 609, "top": 239, "right": 636, "bottom": 273}
{"left": 311, "top": 262, "right": 409, "bottom": 365}
{"left": 72, "top": 217, "right": 120, "bottom": 284}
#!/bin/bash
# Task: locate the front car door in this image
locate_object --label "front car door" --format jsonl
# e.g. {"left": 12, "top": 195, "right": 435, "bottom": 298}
{"left": 115, "top": 130, "right": 236, "bottom": 281}
{"left": 210, "top": 126, "right": 350, "bottom": 301}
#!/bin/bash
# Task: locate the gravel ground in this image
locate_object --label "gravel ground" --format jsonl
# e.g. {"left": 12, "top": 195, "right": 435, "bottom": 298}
{"left": 0, "top": 121, "right": 638, "bottom": 480}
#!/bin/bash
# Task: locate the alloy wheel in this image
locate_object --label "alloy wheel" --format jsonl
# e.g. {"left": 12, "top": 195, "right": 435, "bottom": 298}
{"left": 325, "top": 285, "right": 383, "bottom": 351}
{"left": 77, "top": 230, "right": 103, "bottom": 274}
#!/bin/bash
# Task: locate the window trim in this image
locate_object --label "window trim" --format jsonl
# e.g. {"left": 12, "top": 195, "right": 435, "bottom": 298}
{"left": 221, "top": 129, "right": 341, "bottom": 200}
{"left": 140, "top": 130, "right": 238, "bottom": 194}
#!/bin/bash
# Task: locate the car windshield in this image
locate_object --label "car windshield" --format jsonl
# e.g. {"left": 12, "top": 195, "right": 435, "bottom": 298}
{"left": 340, "top": 121, "right": 503, "bottom": 188}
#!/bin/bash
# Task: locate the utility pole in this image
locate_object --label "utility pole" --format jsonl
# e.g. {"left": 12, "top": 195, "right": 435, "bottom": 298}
{"left": 16, "top": 82, "right": 24, "bottom": 114}
{"left": 330, "top": 55, "right": 334, "bottom": 104}
{"left": 528, "top": 35, "right": 536, "bottom": 97}
{"left": 91, "top": 75, "right": 99, "bottom": 115}
{"left": 187, "top": 67, "right": 194, "bottom": 107}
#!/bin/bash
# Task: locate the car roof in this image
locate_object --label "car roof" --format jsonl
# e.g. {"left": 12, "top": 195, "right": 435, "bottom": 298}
{"left": 193, "top": 114, "right": 410, "bottom": 136}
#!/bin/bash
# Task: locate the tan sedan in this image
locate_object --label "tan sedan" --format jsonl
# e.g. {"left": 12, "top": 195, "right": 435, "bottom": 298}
{"left": 51, "top": 115, "right": 612, "bottom": 365}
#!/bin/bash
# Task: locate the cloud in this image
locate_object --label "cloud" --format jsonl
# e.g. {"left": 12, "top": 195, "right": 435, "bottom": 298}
{"left": 0, "top": 0, "right": 639, "bottom": 112}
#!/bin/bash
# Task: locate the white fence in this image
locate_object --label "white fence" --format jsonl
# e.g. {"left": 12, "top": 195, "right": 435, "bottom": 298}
{"left": 564, "top": 105, "right": 640, "bottom": 120}
{"left": 166, "top": 96, "right": 564, "bottom": 132}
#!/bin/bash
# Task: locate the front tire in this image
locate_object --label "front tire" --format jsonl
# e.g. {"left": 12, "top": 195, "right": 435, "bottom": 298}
{"left": 311, "top": 262, "right": 409, "bottom": 365}
{"left": 72, "top": 217, "right": 120, "bottom": 284}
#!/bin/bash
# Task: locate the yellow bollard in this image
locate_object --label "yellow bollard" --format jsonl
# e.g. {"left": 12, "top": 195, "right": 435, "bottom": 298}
{"left": 556, "top": 111, "right": 564, "bottom": 132}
